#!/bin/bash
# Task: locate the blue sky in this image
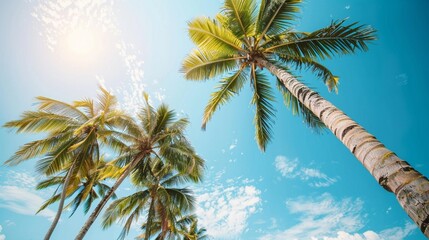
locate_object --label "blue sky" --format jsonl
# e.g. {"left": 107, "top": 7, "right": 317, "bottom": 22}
{"left": 1, "top": 0, "right": 428, "bottom": 239}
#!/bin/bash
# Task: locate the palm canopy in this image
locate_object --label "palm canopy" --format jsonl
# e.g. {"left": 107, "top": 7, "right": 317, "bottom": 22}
{"left": 102, "top": 159, "right": 197, "bottom": 240}
{"left": 111, "top": 93, "right": 205, "bottom": 183}
{"left": 182, "top": 0, "right": 376, "bottom": 151}
{"left": 36, "top": 156, "right": 122, "bottom": 217}
{"left": 3, "top": 86, "right": 128, "bottom": 175}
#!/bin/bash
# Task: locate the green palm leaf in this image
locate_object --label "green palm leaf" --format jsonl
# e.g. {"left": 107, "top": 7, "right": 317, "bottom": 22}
{"left": 266, "top": 19, "right": 376, "bottom": 59}
{"left": 251, "top": 65, "right": 276, "bottom": 151}
{"left": 202, "top": 67, "right": 248, "bottom": 129}
{"left": 257, "top": 0, "right": 302, "bottom": 37}
{"left": 277, "top": 55, "right": 340, "bottom": 92}
{"left": 188, "top": 16, "right": 243, "bottom": 54}
{"left": 222, "top": 0, "right": 257, "bottom": 41}
{"left": 181, "top": 49, "right": 241, "bottom": 81}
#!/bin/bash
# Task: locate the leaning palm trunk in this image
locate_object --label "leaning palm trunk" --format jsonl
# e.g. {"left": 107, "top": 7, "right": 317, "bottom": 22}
{"left": 257, "top": 57, "right": 429, "bottom": 237}
{"left": 75, "top": 154, "right": 144, "bottom": 240}
{"left": 44, "top": 161, "right": 77, "bottom": 240}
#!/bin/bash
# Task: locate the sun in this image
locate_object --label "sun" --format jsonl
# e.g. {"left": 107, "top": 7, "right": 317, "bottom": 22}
{"left": 65, "top": 27, "right": 96, "bottom": 56}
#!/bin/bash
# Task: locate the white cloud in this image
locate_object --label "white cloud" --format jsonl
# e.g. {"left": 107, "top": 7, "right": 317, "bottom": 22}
{"left": 259, "top": 193, "right": 363, "bottom": 240}
{"left": 0, "top": 225, "right": 5, "bottom": 240}
{"left": 229, "top": 138, "right": 238, "bottom": 150}
{"left": 274, "top": 156, "right": 337, "bottom": 187}
{"left": 259, "top": 193, "right": 416, "bottom": 240}
{"left": 321, "top": 221, "right": 416, "bottom": 240}
{"left": 0, "top": 171, "right": 55, "bottom": 221}
{"left": 275, "top": 156, "right": 298, "bottom": 176}
{"left": 0, "top": 185, "right": 56, "bottom": 221}
{"left": 196, "top": 177, "right": 261, "bottom": 239}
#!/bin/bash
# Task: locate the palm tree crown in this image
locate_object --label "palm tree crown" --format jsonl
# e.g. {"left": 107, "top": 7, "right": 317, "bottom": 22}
{"left": 182, "top": 0, "right": 375, "bottom": 150}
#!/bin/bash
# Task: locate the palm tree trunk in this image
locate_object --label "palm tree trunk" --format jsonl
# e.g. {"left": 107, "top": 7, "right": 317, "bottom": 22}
{"left": 75, "top": 154, "right": 144, "bottom": 240}
{"left": 257, "top": 57, "right": 429, "bottom": 237}
{"left": 44, "top": 161, "right": 77, "bottom": 240}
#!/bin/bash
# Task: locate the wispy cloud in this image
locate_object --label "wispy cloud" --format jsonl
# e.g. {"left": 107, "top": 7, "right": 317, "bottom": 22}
{"left": 195, "top": 175, "right": 262, "bottom": 239}
{"left": 396, "top": 73, "right": 408, "bottom": 86}
{"left": 0, "top": 171, "right": 55, "bottom": 221}
{"left": 322, "top": 221, "right": 415, "bottom": 240}
{"left": 274, "top": 156, "right": 337, "bottom": 187}
{"left": 0, "top": 185, "right": 55, "bottom": 221}
{"left": 259, "top": 193, "right": 416, "bottom": 240}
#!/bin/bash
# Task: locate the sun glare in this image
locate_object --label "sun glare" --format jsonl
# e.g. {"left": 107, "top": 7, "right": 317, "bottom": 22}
{"left": 66, "top": 27, "right": 96, "bottom": 56}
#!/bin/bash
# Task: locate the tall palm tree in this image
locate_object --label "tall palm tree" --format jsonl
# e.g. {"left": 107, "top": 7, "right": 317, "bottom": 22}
{"left": 136, "top": 214, "right": 209, "bottom": 240}
{"left": 36, "top": 156, "right": 122, "bottom": 217}
{"left": 181, "top": 0, "right": 429, "bottom": 236}
{"left": 103, "top": 159, "right": 197, "bottom": 240}
{"left": 4, "top": 87, "right": 127, "bottom": 240}
{"left": 75, "top": 94, "right": 204, "bottom": 240}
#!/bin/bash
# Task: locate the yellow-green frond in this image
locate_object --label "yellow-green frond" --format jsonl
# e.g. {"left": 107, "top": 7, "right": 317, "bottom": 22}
{"left": 188, "top": 16, "right": 243, "bottom": 54}
{"left": 202, "top": 67, "right": 248, "bottom": 129}
{"left": 222, "top": 0, "right": 257, "bottom": 40}
{"left": 181, "top": 49, "right": 242, "bottom": 81}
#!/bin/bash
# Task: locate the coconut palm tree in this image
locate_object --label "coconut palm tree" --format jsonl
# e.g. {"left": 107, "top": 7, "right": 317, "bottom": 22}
{"left": 36, "top": 156, "right": 122, "bottom": 217}
{"left": 75, "top": 94, "right": 204, "bottom": 240}
{"left": 4, "top": 87, "right": 128, "bottom": 240}
{"left": 103, "top": 159, "right": 197, "bottom": 240}
{"left": 135, "top": 214, "right": 209, "bottom": 240}
{"left": 176, "top": 215, "right": 209, "bottom": 240}
{"left": 181, "top": 0, "right": 429, "bottom": 236}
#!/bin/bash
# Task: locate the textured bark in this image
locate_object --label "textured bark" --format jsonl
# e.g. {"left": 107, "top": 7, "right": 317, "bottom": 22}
{"left": 257, "top": 57, "right": 429, "bottom": 237}
{"left": 44, "top": 161, "right": 77, "bottom": 240}
{"left": 75, "top": 154, "right": 144, "bottom": 240}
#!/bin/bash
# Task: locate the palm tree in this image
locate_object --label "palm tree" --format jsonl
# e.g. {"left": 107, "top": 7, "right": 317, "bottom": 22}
{"left": 176, "top": 215, "right": 209, "bottom": 240}
{"left": 181, "top": 0, "right": 429, "bottom": 236}
{"left": 135, "top": 214, "right": 209, "bottom": 240}
{"left": 103, "top": 159, "right": 198, "bottom": 240}
{"left": 4, "top": 87, "right": 127, "bottom": 240}
{"left": 36, "top": 156, "right": 121, "bottom": 217}
{"left": 75, "top": 94, "right": 204, "bottom": 240}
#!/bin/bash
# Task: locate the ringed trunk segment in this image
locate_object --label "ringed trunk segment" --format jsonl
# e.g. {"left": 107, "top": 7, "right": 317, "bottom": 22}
{"left": 75, "top": 153, "right": 145, "bottom": 240}
{"left": 44, "top": 161, "right": 77, "bottom": 240}
{"left": 257, "top": 57, "right": 429, "bottom": 237}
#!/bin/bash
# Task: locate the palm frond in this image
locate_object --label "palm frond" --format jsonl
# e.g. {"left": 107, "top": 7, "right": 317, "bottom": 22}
{"left": 36, "top": 96, "right": 88, "bottom": 121}
{"left": 266, "top": 19, "right": 376, "bottom": 59}
{"left": 5, "top": 132, "right": 72, "bottom": 166}
{"left": 36, "top": 176, "right": 64, "bottom": 190}
{"left": 251, "top": 65, "right": 276, "bottom": 151}
{"left": 96, "top": 86, "right": 118, "bottom": 114}
{"left": 188, "top": 17, "right": 243, "bottom": 54}
{"left": 221, "top": 0, "right": 257, "bottom": 41}
{"left": 163, "top": 188, "right": 196, "bottom": 213}
{"left": 256, "top": 0, "right": 301, "bottom": 38}
{"left": 102, "top": 190, "right": 150, "bottom": 228}
{"left": 3, "top": 111, "right": 77, "bottom": 133}
{"left": 73, "top": 98, "right": 95, "bottom": 117}
{"left": 181, "top": 49, "right": 241, "bottom": 81}
{"left": 152, "top": 104, "right": 176, "bottom": 136}
{"left": 277, "top": 55, "right": 340, "bottom": 92}
{"left": 202, "top": 67, "right": 248, "bottom": 130}
{"left": 35, "top": 138, "right": 76, "bottom": 175}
